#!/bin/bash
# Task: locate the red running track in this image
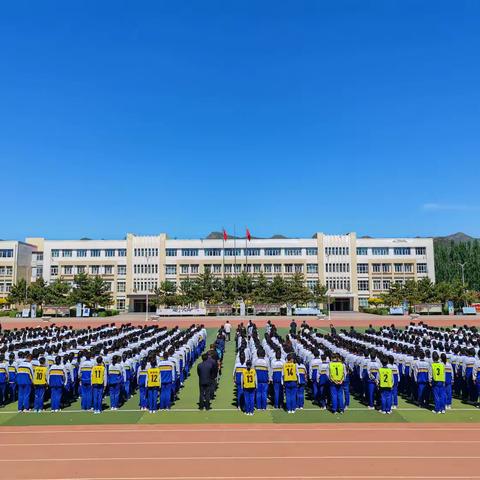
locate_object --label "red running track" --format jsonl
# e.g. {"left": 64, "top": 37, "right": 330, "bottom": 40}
{"left": 1, "top": 423, "right": 480, "bottom": 480}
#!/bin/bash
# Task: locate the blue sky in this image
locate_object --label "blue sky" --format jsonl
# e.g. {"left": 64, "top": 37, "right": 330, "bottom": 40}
{"left": 1, "top": 1, "right": 479, "bottom": 240}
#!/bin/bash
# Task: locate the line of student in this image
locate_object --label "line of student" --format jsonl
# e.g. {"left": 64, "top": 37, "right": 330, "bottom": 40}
{"left": 0, "top": 323, "right": 206, "bottom": 413}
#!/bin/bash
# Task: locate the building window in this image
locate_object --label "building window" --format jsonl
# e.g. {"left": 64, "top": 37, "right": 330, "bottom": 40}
{"left": 62, "top": 249, "right": 72, "bottom": 257}
{"left": 116, "top": 298, "right": 126, "bottom": 310}
{"left": 357, "top": 263, "right": 368, "bottom": 274}
{"left": 356, "top": 247, "right": 368, "bottom": 255}
{"left": 165, "top": 265, "right": 177, "bottom": 275}
{"left": 373, "top": 279, "right": 381, "bottom": 290}
{"left": 182, "top": 249, "right": 199, "bottom": 257}
{"left": 204, "top": 249, "right": 221, "bottom": 256}
{"left": 284, "top": 248, "right": 302, "bottom": 256}
{"left": 166, "top": 249, "right": 177, "bottom": 257}
{"left": 285, "top": 264, "right": 293, "bottom": 273}
{"left": 134, "top": 248, "right": 158, "bottom": 257}
{"left": 181, "top": 265, "right": 189, "bottom": 274}
{"left": 224, "top": 264, "right": 232, "bottom": 273}
{"left": 51, "top": 266, "right": 58, "bottom": 276}
{"left": 307, "top": 264, "right": 318, "bottom": 273}
{"left": 252, "top": 264, "right": 261, "bottom": 273}
{"left": 245, "top": 248, "right": 261, "bottom": 256}
{"left": 274, "top": 264, "right": 281, "bottom": 273}
{"left": 104, "top": 265, "right": 113, "bottom": 275}
{"left": 307, "top": 280, "right": 318, "bottom": 290}
{"left": 415, "top": 247, "right": 426, "bottom": 255}
{"left": 91, "top": 265, "right": 100, "bottom": 275}
{"left": 190, "top": 265, "right": 199, "bottom": 274}
{"left": 358, "top": 280, "right": 369, "bottom": 291}
{"left": 306, "top": 248, "right": 318, "bottom": 256}
{"left": 77, "top": 249, "right": 87, "bottom": 257}
{"left": 264, "top": 264, "right": 272, "bottom": 273}
{"left": 0, "top": 249, "right": 13, "bottom": 258}
{"left": 417, "top": 263, "right": 427, "bottom": 274}
{"left": 117, "top": 282, "right": 126, "bottom": 293}
{"left": 394, "top": 247, "right": 411, "bottom": 256}
{"left": 118, "top": 249, "right": 127, "bottom": 257}
{"left": 234, "top": 264, "right": 241, "bottom": 273}
{"left": 394, "top": 263, "right": 403, "bottom": 273}
{"left": 117, "top": 265, "right": 126, "bottom": 275}
{"left": 105, "top": 249, "right": 115, "bottom": 257}
{"left": 77, "top": 266, "right": 86, "bottom": 274}
{"left": 404, "top": 264, "right": 413, "bottom": 273}
{"left": 359, "top": 298, "right": 369, "bottom": 307}
{"left": 63, "top": 266, "right": 73, "bottom": 275}
{"left": 90, "top": 249, "right": 101, "bottom": 257}
{"left": 35, "top": 267, "right": 43, "bottom": 278}
{"left": 325, "top": 247, "right": 349, "bottom": 256}
{"left": 265, "top": 248, "right": 281, "bottom": 256}
{"left": 383, "top": 280, "right": 391, "bottom": 290}
{"left": 372, "top": 248, "right": 389, "bottom": 255}
{"left": 372, "top": 263, "right": 381, "bottom": 273}
{"left": 224, "top": 248, "right": 242, "bottom": 256}
{"left": 295, "top": 264, "right": 303, "bottom": 273}
{"left": 51, "top": 250, "right": 60, "bottom": 258}
{"left": 213, "top": 264, "right": 222, "bottom": 273}
{"left": 382, "top": 263, "right": 391, "bottom": 273}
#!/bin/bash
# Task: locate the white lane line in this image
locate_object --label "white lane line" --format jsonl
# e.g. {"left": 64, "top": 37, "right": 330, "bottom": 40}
{"left": 2, "top": 455, "right": 480, "bottom": 462}
{"left": 2, "top": 426, "right": 480, "bottom": 434}
{"left": 1, "top": 440, "right": 479, "bottom": 447}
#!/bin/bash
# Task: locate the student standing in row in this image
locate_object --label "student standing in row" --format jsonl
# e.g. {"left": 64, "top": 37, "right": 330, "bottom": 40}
{"left": 147, "top": 359, "right": 161, "bottom": 413}
{"left": 17, "top": 354, "right": 33, "bottom": 412}
{"left": 328, "top": 354, "right": 345, "bottom": 414}
{"left": 283, "top": 354, "right": 298, "bottom": 414}
{"left": 242, "top": 360, "right": 257, "bottom": 415}
{"left": 431, "top": 351, "right": 446, "bottom": 414}
{"left": 92, "top": 357, "right": 106, "bottom": 414}
{"left": 33, "top": 358, "right": 48, "bottom": 412}
{"left": 108, "top": 355, "right": 124, "bottom": 411}
{"left": 378, "top": 358, "right": 393, "bottom": 414}
{"left": 138, "top": 360, "right": 148, "bottom": 411}
{"left": 49, "top": 356, "right": 67, "bottom": 412}
{"left": 254, "top": 349, "right": 269, "bottom": 410}
{"left": 0, "top": 354, "right": 8, "bottom": 406}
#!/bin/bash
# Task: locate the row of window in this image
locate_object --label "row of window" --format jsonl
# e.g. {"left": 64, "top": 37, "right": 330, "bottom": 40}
{"left": 166, "top": 247, "right": 319, "bottom": 257}
{"left": 325, "top": 247, "right": 350, "bottom": 256}
{"left": 325, "top": 263, "right": 350, "bottom": 273}
{"left": 133, "top": 248, "right": 159, "bottom": 257}
{"left": 133, "top": 280, "right": 158, "bottom": 292}
{"left": 133, "top": 264, "right": 158, "bottom": 274}
{"left": 0, "top": 266, "right": 13, "bottom": 276}
{"left": 52, "top": 249, "right": 127, "bottom": 258}
{"left": 0, "top": 283, "right": 12, "bottom": 292}
{"left": 0, "top": 249, "right": 14, "bottom": 258}
{"left": 165, "top": 263, "right": 319, "bottom": 275}
{"left": 356, "top": 247, "right": 427, "bottom": 256}
{"left": 51, "top": 265, "right": 127, "bottom": 276}
{"left": 326, "top": 277, "right": 351, "bottom": 291}
{"left": 357, "top": 263, "right": 427, "bottom": 274}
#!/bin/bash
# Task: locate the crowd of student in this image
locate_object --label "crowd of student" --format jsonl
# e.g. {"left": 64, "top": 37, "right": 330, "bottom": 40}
{"left": 232, "top": 320, "right": 480, "bottom": 415}
{"left": 0, "top": 323, "right": 207, "bottom": 413}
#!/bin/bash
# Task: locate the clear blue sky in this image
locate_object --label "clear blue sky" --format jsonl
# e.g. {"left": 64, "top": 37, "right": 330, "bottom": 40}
{"left": 1, "top": 1, "right": 479, "bottom": 240}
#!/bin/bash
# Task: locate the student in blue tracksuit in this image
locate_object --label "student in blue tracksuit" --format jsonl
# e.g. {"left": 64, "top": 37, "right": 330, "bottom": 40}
{"left": 389, "top": 355, "right": 400, "bottom": 409}
{"left": 107, "top": 355, "right": 124, "bottom": 410}
{"left": 442, "top": 353, "right": 453, "bottom": 410}
{"left": 91, "top": 357, "right": 107, "bottom": 414}
{"left": 254, "top": 349, "right": 269, "bottom": 410}
{"left": 283, "top": 354, "right": 298, "bottom": 414}
{"left": 296, "top": 358, "right": 307, "bottom": 409}
{"left": 233, "top": 351, "right": 247, "bottom": 410}
{"left": 0, "top": 354, "right": 8, "bottom": 406}
{"left": 414, "top": 352, "right": 430, "bottom": 408}
{"left": 16, "top": 354, "right": 34, "bottom": 412}
{"left": 271, "top": 350, "right": 284, "bottom": 409}
{"left": 33, "top": 357, "right": 48, "bottom": 412}
{"left": 378, "top": 358, "right": 393, "bottom": 414}
{"left": 158, "top": 352, "right": 175, "bottom": 410}
{"left": 328, "top": 354, "right": 346, "bottom": 414}
{"left": 147, "top": 358, "right": 161, "bottom": 413}
{"left": 318, "top": 354, "right": 330, "bottom": 410}
{"left": 137, "top": 359, "right": 148, "bottom": 411}
{"left": 8, "top": 354, "right": 17, "bottom": 402}
{"left": 79, "top": 354, "right": 94, "bottom": 410}
{"left": 49, "top": 356, "right": 67, "bottom": 411}
{"left": 309, "top": 350, "right": 322, "bottom": 405}
{"left": 122, "top": 353, "right": 132, "bottom": 401}
{"left": 430, "top": 351, "right": 446, "bottom": 414}
{"left": 242, "top": 360, "right": 257, "bottom": 415}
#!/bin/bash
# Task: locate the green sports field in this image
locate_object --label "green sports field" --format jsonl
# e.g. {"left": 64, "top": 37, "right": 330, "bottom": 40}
{"left": 1, "top": 328, "right": 479, "bottom": 426}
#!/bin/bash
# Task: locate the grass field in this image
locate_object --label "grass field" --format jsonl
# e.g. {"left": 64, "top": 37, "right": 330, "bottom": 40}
{"left": 1, "top": 328, "right": 479, "bottom": 426}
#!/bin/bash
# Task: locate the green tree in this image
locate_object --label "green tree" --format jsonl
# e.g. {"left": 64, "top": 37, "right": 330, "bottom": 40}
{"left": 268, "top": 276, "right": 289, "bottom": 304}
{"left": 6, "top": 279, "right": 28, "bottom": 306}
{"left": 69, "top": 273, "right": 112, "bottom": 309}
{"left": 153, "top": 281, "right": 178, "bottom": 307}
{"left": 45, "top": 279, "right": 71, "bottom": 306}
{"left": 251, "top": 273, "right": 270, "bottom": 303}
{"left": 285, "top": 273, "right": 311, "bottom": 305}
{"left": 311, "top": 283, "right": 328, "bottom": 307}
{"left": 27, "top": 278, "right": 47, "bottom": 306}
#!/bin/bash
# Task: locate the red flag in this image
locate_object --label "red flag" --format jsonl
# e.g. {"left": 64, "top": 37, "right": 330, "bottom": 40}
{"left": 223, "top": 229, "right": 228, "bottom": 241}
{"left": 246, "top": 228, "right": 251, "bottom": 241}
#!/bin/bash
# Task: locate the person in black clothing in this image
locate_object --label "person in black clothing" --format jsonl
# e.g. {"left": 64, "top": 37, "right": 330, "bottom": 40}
{"left": 206, "top": 348, "right": 219, "bottom": 401}
{"left": 197, "top": 353, "right": 213, "bottom": 410}
{"left": 289, "top": 320, "right": 297, "bottom": 335}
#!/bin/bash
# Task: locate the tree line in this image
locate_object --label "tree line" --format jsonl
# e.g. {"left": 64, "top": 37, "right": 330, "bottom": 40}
{"left": 435, "top": 239, "right": 480, "bottom": 290}
{"left": 7, "top": 273, "right": 113, "bottom": 310}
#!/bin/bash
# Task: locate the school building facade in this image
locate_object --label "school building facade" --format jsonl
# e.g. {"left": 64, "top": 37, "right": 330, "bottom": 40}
{"left": 0, "top": 233, "right": 435, "bottom": 312}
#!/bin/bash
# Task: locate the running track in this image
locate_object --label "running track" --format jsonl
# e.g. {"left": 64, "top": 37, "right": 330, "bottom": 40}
{"left": 1, "top": 423, "right": 480, "bottom": 480}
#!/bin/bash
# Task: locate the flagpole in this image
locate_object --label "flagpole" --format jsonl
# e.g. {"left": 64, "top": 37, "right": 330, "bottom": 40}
{"left": 233, "top": 225, "right": 237, "bottom": 300}
{"left": 222, "top": 227, "right": 225, "bottom": 280}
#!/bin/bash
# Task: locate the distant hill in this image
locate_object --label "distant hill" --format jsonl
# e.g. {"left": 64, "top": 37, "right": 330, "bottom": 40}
{"left": 434, "top": 232, "right": 477, "bottom": 244}
{"left": 206, "top": 231, "right": 289, "bottom": 240}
